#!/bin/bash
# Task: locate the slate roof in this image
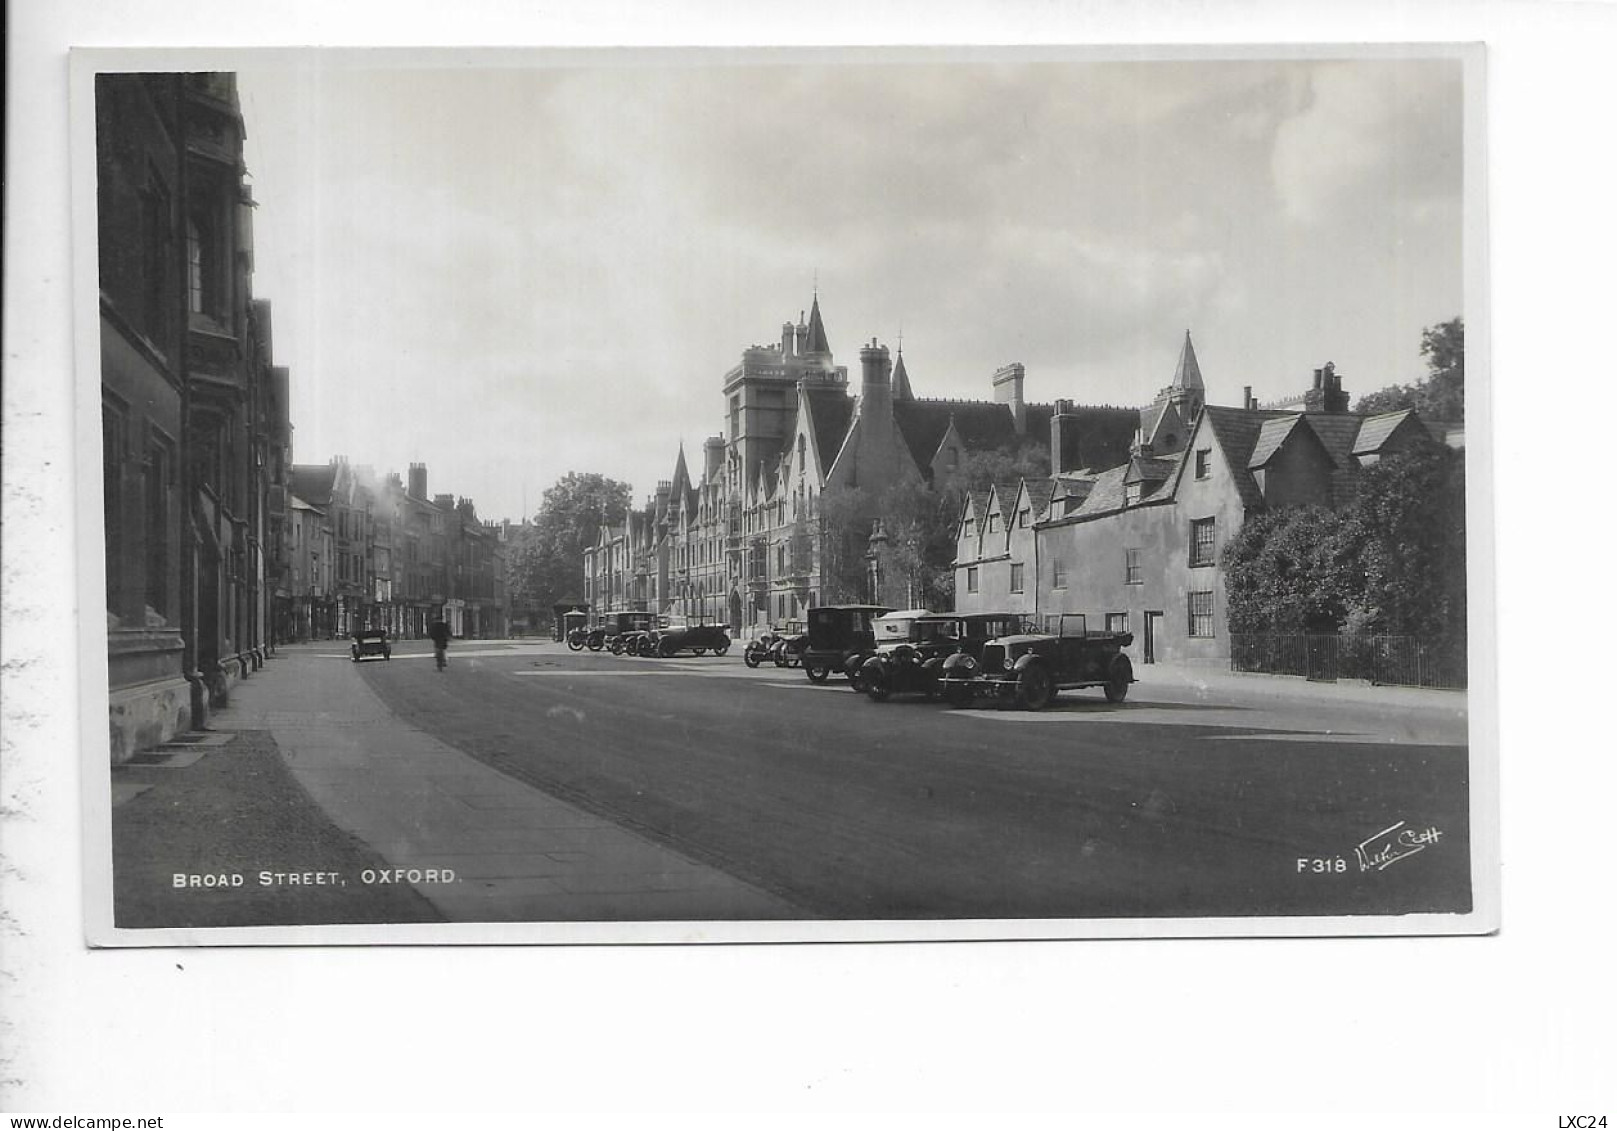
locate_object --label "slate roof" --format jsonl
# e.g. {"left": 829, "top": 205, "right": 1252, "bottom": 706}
{"left": 1071, "top": 464, "right": 1131, "bottom": 517}
{"left": 804, "top": 294, "right": 831, "bottom": 356}
{"left": 1025, "top": 478, "right": 1056, "bottom": 520}
{"left": 1196, "top": 405, "right": 1292, "bottom": 510}
{"left": 289, "top": 464, "right": 337, "bottom": 506}
{"left": 966, "top": 490, "right": 992, "bottom": 537}
{"left": 1247, "top": 415, "right": 1306, "bottom": 469}
{"left": 1352, "top": 409, "right": 1418, "bottom": 455}
{"left": 891, "top": 350, "right": 914, "bottom": 401}
{"left": 803, "top": 386, "right": 855, "bottom": 471}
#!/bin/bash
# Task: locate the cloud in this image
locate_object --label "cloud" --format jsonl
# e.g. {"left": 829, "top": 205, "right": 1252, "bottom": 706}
{"left": 1270, "top": 59, "right": 1463, "bottom": 226}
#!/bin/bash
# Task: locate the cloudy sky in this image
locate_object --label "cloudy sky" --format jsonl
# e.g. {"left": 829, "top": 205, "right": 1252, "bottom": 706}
{"left": 235, "top": 50, "right": 1465, "bottom": 522}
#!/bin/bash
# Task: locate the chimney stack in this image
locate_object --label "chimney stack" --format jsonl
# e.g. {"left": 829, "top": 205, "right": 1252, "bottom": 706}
{"left": 781, "top": 322, "right": 796, "bottom": 358}
{"left": 1242, "top": 385, "right": 1254, "bottom": 410}
{"left": 703, "top": 435, "right": 726, "bottom": 481}
{"left": 993, "top": 362, "right": 1027, "bottom": 434}
{"left": 858, "top": 339, "right": 893, "bottom": 417}
{"left": 408, "top": 463, "right": 427, "bottom": 500}
{"left": 1050, "top": 398, "right": 1082, "bottom": 475}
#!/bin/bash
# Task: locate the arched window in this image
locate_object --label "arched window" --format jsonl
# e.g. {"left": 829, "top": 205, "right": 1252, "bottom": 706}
{"left": 185, "top": 216, "right": 204, "bottom": 313}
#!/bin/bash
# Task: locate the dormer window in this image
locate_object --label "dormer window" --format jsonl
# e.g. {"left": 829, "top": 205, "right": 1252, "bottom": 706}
{"left": 1195, "top": 448, "right": 1212, "bottom": 479}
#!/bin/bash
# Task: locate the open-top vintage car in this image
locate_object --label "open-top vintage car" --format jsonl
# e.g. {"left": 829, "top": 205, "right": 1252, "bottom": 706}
{"left": 939, "top": 612, "right": 1134, "bottom": 710}
{"left": 596, "top": 610, "right": 654, "bottom": 654}
{"left": 647, "top": 618, "right": 731, "bottom": 658}
{"left": 859, "top": 611, "right": 1032, "bottom": 702}
{"left": 801, "top": 604, "right": 893, "bottom": 686}
{"left": 350, "top": 628, "right": 393, "bottom": 662}
{"left": 770, "top": 619, "right": 809, "bottom": 667}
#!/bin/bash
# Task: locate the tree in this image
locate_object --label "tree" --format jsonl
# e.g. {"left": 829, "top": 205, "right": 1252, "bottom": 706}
{"left": 506, "top": 472, "right": 632, "bottom": 615}
{"left": 1220, "top": 444, "right": 1466, "bottom": 652}
{"left": 1355, "top": 317, "right": 1465, "bottom": 421}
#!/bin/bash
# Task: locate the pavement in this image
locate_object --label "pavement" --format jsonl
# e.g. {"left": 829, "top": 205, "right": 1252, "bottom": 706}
{"left": 117, "top": 640, "right": 799, "bottom": 923}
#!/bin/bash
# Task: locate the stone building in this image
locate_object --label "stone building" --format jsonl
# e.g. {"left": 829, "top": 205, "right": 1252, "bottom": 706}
{"left": 98, "top": 73, "right": 292, "bottom": 760}
{"left": 288, "top": 459, "right": 508, "bottom": 640}
{"left": 955, "top": 340, "right": 1461, "bottom": 666}
{"left": 583, "top": 295, "right": 1137, "bottom": 631}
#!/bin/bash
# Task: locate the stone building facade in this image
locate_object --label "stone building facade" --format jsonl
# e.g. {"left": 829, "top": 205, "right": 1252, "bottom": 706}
{"left": 583, "top": 296, "right": 1138, "bottom": 632}
{"left": 956, "top": 342, "right": 1461, "bottom": 666}
{"left": 98, "top": 73, "right": 292, "bottom": 760}
{"left": 286, "top": 460, "right": 508, "bottom": 642}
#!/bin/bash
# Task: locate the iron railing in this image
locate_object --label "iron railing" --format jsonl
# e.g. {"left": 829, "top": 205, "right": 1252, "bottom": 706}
{"left": 1228, "top": 634, "right": 1466, "bottom": 690}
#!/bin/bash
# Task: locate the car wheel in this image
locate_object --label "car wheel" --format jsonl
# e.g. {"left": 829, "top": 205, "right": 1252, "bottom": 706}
{"left": 568, "top": 638, "right": 584, "bottom": 652}
{"left": 745, "top": 647, "right": 762, "bottom": 669}
{"left": 659, "top": 637, "right": 676, "bottom": 658}
{"left": 713, "top": 639, "right": 730, "bottom": 657}
{"left": 805, "top": 663, "right": 830, "bottom": 683}
{"left": 1105, "top": 656, "right": 1133, "bottom": 703}
{"left": 590, "top": 639, "right": 604, "bottom": 652}
{"left": 945, "top": 682, "right": 974, "bottom": 709}
{"left": 608, "top": 639, "right": 621, "bottom": 655}
{"left": 864, "top": 667, "right": 890, "bottom": 702}
{"left": 1017, "top": 665, "right": 1054, "bottom": 710}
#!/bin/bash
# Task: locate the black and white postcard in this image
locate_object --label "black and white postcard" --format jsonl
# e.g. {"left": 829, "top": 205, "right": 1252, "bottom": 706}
{"left": 73, "top": 44, "right": 1495, "bottom": 945}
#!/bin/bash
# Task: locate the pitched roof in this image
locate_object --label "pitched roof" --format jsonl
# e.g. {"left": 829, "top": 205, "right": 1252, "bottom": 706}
{"left": 1172, "top": 330, "right": 1204, "bottom": 391}
{"left": 1025, "top": 478, "right": 1056, "bottom": 520}
{"left": 803, "top": 386, "right": 855, "bottom": 471}
{"left": 966, "top": 490, "right": 993, "bottom": 536}
{"left": 891, "top": 350, "right": 914, "bottom": 401}
{"left": 1125, "top": 455, "right": 1176, "bottom": 484}
{"left": 1247, "top": 415, "right": 1306, "bottom": 469}
{"left": 289, "top": 464, "right": 337, "bottom": 506}
{"left": 1352, "top": 409, "right": 1418, "bottom": 455}
{"left": 804, "top": 294, "right": 831, "bottom": 356}
{"left": 1072, "top": 464, "right": 1131, "bottom": 517}
{"left": 1197, "top": 405, "right": 1293, "bottom": 509}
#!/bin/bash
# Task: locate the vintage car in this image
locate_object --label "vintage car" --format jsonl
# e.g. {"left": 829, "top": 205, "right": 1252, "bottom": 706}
{"left": 647, "top": 618, "right": 732, "bottom": 657}
{"left": 596, "top": 610, "right": 654, "bottom": 654}
{"left": 859, "top": 611, "right": 1032, "bottom": 702}
{"left": 770, "top": 620, "right": 809, "bottom": 667}
{"left": 801, "top": 604, "right": 893, "bottom": 686}
{"left": 562, "top": 610, "right": 591, "bottom": 651}
{"left": 350, "top": 628, "right": 392, "bottom": 662}
{"left": 938, "top": 612, "right": 1134, "bottom": 710}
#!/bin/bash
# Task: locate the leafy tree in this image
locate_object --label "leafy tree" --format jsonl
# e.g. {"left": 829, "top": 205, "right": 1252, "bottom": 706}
{"left": 1355, "top": 317, "right": 1465, "bottom": 421}
{"left": 1221, "top": 445, "right": 1466, "bottom": 652}
{"left": 815, "top": 484, "right": 875, "bottom": 603}
{"left": 506, "top": 472, "right": 632, "bottom": 614}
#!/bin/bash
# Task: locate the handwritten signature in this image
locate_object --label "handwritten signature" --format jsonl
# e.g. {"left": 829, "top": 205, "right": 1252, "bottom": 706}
{"left": 1355, "top": 821, "right": 1443, "bottom": 872}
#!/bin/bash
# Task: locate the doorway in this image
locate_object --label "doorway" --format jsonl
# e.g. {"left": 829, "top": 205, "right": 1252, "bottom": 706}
{"left": 1143, "top": 610, "right": 1163, "bottom": 664}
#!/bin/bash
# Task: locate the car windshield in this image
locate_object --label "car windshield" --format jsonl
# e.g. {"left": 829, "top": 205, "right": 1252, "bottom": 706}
{"left": 915, "top": 620, "right": 959, "bottom": 641}
{"left": 874, "top": 618, "right": 914, "bottom": 641}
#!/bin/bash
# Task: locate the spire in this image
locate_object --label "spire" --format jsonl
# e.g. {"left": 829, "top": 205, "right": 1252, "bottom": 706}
{"left": 804, "top": 292, "right": 831, "bottom": 357}
{"left": 891, "top": 345, "right": 914, "bottom": 402}
{"left": 671, "top": 442, "right": 691, "bottom": 493}
{"left": 1172, "top": 329, "right": 1204, "bottom": 391}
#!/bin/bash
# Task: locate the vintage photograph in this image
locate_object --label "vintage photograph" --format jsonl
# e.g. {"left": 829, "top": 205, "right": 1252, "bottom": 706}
{"left": 80, "top": 46, "right": 1490, "bottom": 943}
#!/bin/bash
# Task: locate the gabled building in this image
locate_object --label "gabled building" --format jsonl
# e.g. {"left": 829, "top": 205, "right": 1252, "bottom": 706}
{"left": 582, "top": 295, "right": 1138, "bottom": 632}
{"left": 957, "top": 348, "right": 1462, "bottom": 665}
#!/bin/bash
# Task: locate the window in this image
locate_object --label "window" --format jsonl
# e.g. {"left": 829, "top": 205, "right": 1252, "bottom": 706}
{"left": 945, "top": 448, "right": 958, "bottom": 468}
{"left": 1106, "top": 612, "right": 1130, "bottom": 634}
{"left": 186, "top": 216, "right": 205, "bottom": 314}
{"left": 1052, "top": 557, "right": 1067, "bottom": 589}
{"left": 1010, "top": 563, "right": 1025, "bottom": 593}
{"left": 1190, "top": 518, "right": 1216, "bottom": 567}
{"left": 987, "top": 514, "right": 1000, "bottom": 533}
{"left": 1017, "top": 508, "right": 1030, "bottom": 529}
{"left": 966, "top": 566, "right": 979, "bottom": 594}
{"left": 1125, "top": 483, "right": 1142, "bottom": 506}
{"left": 1188, "top": 590, "right": 1214, "bottom": 637}
{"left": 1195, "top": 448, "right": 1212, "bottom": 479}
{"left": 1125, "top": 548, "right": 1143, "bottom": 585}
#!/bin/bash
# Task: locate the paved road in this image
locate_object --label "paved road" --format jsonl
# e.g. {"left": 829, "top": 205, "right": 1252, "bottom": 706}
{"left": 335, "top": 639, "right": 1471, "bottom": 921}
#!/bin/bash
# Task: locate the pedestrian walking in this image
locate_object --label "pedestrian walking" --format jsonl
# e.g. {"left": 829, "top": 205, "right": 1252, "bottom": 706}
{"left": 428, "top": 618, "right": 451, "bottom": 670}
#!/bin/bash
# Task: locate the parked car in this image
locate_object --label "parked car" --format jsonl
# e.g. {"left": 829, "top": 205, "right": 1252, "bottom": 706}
{"left": 771, "top": 620, "right": 809, "bottom": 667}
{"left": 801, "top": 604, "right": 893, "bottom": 687}
{"left": 648, "top": 618, "right": 732, "bottom": 657}
{"left": 939, "top": 612, "right": 1134, "bottom": 710}
{"left": 859, "top": 611, "right": 1032, "bottom": 702}
{"left": 562, "top": 610, "right": 591, "bottom": 651}
{"left": 350, "top": 628, "right": 392, "bottom": 662}
{"left": 596, "top": 611, "right": 654, "bottom": 654}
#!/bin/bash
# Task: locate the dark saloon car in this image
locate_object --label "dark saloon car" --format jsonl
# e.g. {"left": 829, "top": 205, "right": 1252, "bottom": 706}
{"left": 801, "top": 604, "right": 893, "bottom": 686}
{"left": 595, "top": 610, "right": 654, "bottom": 654}
{"left": 859, "top": 611, "right": 1032, "bottom": 702}
{"left": 648, "top": 618, "right": 732, "bottom": 657}
{"left": 563, "top": 610, "right": 591, "bottom": 651}
{"left": 350, "top": 628, "right": 393, "bottom": 662}
{"left": 939, "top": 612, "right": 1134, "bottom": 710}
